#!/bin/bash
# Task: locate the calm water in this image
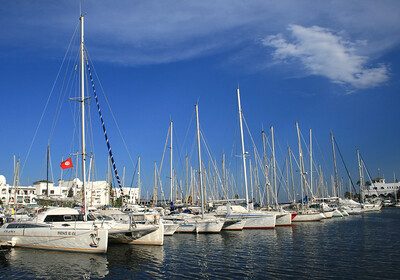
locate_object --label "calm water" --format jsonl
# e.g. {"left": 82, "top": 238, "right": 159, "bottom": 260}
{"left": 1, "top": 208, "right": 399, "bottom": 279}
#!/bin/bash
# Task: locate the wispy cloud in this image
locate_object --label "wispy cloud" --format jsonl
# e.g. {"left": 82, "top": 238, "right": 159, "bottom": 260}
{"left": 1, "top": 1, "right": 400, "bottom": 70}
{"left": 262, "top": 25, "right": 389, "bottom": 89}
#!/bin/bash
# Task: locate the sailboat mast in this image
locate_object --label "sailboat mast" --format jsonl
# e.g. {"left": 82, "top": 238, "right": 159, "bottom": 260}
{"left": 271, "top": 126, "right": 278, "bottom": 208}
{"left": 237, "top": 88, "right": 250, "bottom": 210}
{"left": 357, "top": 149, "right": 364, "bottom": 203}
{"left": 331, "top": 133, "right": 339, "bottom": 198}
{"left": 170, "top": 121, "right": 173, "bottom": 203}
{"left": 296, "top": 122, "right": 306, "bottom": 209}
{"left": 46, "top": 145, "right": 49, "bottom": 197}
{"left": 138, "top": 156, "right": 141, "bottom": 204}
{"left": 288, "top": 146, "right": 295, "bottom": 204}
{"left": 195, "top": 104, "right": 205, "bottom": 216}
{"left": 262, "top": 131, "right": 270, "bottom": 207}
{"left": 310, "top": 129, "right": 313, "bottom": 197}
{"left": 80, "top": 14, "right": 87, "bottom": 220}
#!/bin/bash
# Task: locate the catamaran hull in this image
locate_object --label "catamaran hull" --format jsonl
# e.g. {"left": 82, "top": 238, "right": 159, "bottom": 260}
{"left": 331, "top": 209, "right": 343, "bottom": 217}
{"left": 196, "top": 220, "right": 224, "bottom": 233}
{"left": 363, "top": 204, "right": 382, "bottom": 212}
{"left": 275, "top": 213, "right": 292, "bottom": 226}
{"left": 241, "top": 214, "right": 276, "bottom": 229}
{"left": 176, "top": 223, "right": 197, "bottom": 233}
{"left": 130, "top": 224, "right": 164, "bottom": 245}
{"left": 0, "top": 227, "right": 108, "bottom": 254}
{"left": 292, "top": 213, "right": 325, "bottom": 222}
{"left": 163, "top": 223, "right": 180, "bottom": 236}
{"left": 222, "top": 219, "right": 245, "bottom": 231}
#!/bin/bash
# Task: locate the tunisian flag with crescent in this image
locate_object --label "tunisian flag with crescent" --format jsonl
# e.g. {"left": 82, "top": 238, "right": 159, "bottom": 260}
{"left": 60, "top": 158, "right": 73, "bottom": 170}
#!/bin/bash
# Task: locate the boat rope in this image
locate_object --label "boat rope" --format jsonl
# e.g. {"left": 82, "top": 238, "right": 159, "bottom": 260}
{"left": 332, "top": 135, "right": 357, "bottom": 194}
{"left": 86, "top": 60, "right": 126, "bottom": 205}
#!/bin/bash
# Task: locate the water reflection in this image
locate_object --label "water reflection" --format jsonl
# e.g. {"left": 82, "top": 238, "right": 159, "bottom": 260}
{"left": 1, "top": 247, "right": 108, "bottom": 279}
{"left": 107, "top": 243, "right": 165, "bottom": 278}
{"left": 0, "top": 210, "right": 399, "bottom": 279}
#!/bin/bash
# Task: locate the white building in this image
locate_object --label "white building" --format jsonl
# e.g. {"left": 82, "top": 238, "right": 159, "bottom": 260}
{"left": 0, "top": 175, "right": 37, "bottom": 207}
{"left": 364, "top": 178, "right": 400, "bottom": 197}
{"left": 0, "top": 175, "right": 114, "bottom": 208}
{"left": 115, "top": 186, "right": 140, "bottom": 205}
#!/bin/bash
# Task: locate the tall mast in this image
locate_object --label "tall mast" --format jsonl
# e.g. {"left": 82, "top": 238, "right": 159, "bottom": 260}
{"left": 271, "top": 126, "right": 278, "bottom": 208}
{"left": 357, "top": 149, "right": 364, "bottom": 203}
{"left": 80, "top": 14, "right": 87, "bottom": 220}
{"left": 137, "top": 156, "right": 141, "bottom": 204}
{"left": 237, "top": 88, "right": 250, "bottom": 210}
{"left": 310, "top": 129, "right": 313, "bottom": 197}
{"left": 262, "top": 131, "right": 270, "bottom": 207}
{"left": 331, "top": 133, "right": 339, "bottom": 198}
{"left": 170, "top": 120, "right": 173, "bottom": 203}
{"left": 195, "top": 104, "right": 204, "bottom": 216}
{"left": 222, "top": 153, "right": 226, "bottom": 200}
{"left": 288, "top": 146, "right": 295, "bottom": 204}
{"left": 46, "top": 145, "right": 50, "bottom": 197}
{"left": 296, "top": 122, "right": 306, "bottom": 209}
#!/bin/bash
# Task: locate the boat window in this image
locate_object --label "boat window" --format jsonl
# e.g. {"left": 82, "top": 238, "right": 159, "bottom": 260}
{"left": 7, "top": 223, "right": 47, "bottom": 229}
{"left": 44, "top": 214, "right": 81, "bottom": 222}
{"left": 64, "top": 215, "right": 73, "bottom": 221}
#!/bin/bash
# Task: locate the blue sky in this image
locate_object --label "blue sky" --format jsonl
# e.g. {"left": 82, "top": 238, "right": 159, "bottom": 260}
{"left": 0, "top": 0, "right": 399, "bottom": 202}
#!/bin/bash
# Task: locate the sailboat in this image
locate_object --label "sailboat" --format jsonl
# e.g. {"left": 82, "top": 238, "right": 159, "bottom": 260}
{"left": 291, "top": 123, "right": 324, "bottom": 222}
{"left": 166, "top": 104, "right": 224, "bottom": 233}
{"left": 224, "top": 88, "right": 276, "bottom": 229}
{"left": 0, "top": 13, "right": 160, "bottom": 252}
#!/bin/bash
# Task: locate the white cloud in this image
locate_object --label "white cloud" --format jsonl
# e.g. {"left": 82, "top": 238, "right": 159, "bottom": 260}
{"left": 262, "top": 25, "right": 389, "bottom": 89}
{"left": 1, "top": 1, "right": 399, "bottom": 69}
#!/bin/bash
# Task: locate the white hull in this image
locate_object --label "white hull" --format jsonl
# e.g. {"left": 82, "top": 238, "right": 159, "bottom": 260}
{"left": 275, "top": 213, "right": 292, "bottom": 226}
{"left": 237, "top": 214, "right": 276, "bottom": 229}
{"left": 322, "top": 211, "right": 334, "bottom": 219}
{"left": 363, "top": 204, "right": 382, "bottom": 212}
{"left": 222, "top": 218, "right": 245, "bottom": 230}
{"left": 130, "top": 224, "right": 164, "bottom": 246}
{"left": 292, "top": 212, "right": 325, "bottom": 222}
{"left": 343, "top": 207, "right": 362, "bottom": 215}
{"left": 176, "top": 223, "right": 197, "bottom": 233}
{"left": 341, "top": 210, "right": 349, "bottom": 216}
{"left": 331, "top": 209, "right": 343, "bottom": 217}
{"left": 163, "top": 223, "right": 180, "bottom": 236}
{"left": 0, "top": 226, "right": 108, "bottom": 253}
{"left": 195, "top": 220, "right": 224, "bottom": 233}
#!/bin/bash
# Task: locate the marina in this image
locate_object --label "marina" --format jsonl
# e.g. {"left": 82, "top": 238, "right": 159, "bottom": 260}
{"left": 0, "top": 1, "right": 399, "bottom": 279}
{"left": 0, "top": 208, "right": 399, "bottom": 279}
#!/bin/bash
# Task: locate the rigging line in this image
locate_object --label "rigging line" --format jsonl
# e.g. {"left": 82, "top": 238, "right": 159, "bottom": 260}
{"left": 67, "top": 68, "right": 80, "bottom": 156}
{"left": 155, "top": 125, "right": 171, "bottom": 202}
{"left": 179, "top": 108, "right": 195, "bottom": 161}
{"left": 21, "top": 21, "right": 80, "bottom": 177}
{"left": 242, "top": 115, "right": 269, "bottom": 184}
{"left": 86, "top": 60, "right": 126, "bottom": 205}
{"left": 85, "top": 50, "right": 135, "bottom": 169}
{"left": 171, "top": 122, "right": 186, "bottom": 183}
{"left": 359, "top": 152, "right": 378, "bottom": 191}
{"left": 314, "top": 134, "right": 329, "bottom": 177}
{"left": 200, "top": 130, "right": 224, "bottom": 189}
{"left": 48, "top": 34, "right": 80, "bottom": 145}
{"left": 333, "top": 136, "right": 357, "bottom": 194}
{"left": 129, "top": 159, "right": 139, "bottom": 188}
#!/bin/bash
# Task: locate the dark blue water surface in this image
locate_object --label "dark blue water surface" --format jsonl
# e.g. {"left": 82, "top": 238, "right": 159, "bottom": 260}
{"left": 1, "top": 208, "right": 399, "bottom": 279}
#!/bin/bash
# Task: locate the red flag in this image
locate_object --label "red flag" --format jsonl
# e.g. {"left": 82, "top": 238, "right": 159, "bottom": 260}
{"left": 60, "top": 158, "right": 73, "bottom": 170}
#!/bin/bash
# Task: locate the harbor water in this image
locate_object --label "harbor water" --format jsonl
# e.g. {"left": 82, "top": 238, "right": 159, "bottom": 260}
{"left": 0, "top": 208, "right": 399, "bottom": 279}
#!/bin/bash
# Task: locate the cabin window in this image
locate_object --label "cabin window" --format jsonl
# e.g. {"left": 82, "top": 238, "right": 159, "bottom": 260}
{"left": 44, "top": 215, "right": 83, "bottom": 222}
